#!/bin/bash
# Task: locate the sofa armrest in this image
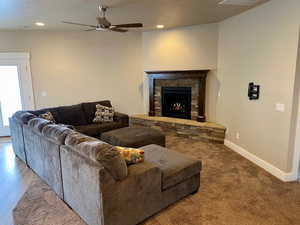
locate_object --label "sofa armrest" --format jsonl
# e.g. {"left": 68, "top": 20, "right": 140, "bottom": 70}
{"left": 12, "top": 111, "right": 36, "bottom": 124}
{"left": 100, "top": 162, "right": 162, "bottom": 225}
{"left": 113, "top": 112, "right": 129, "bottom": 126}
{"left": 60, "top": 145, "right": 106, "bottom": 225}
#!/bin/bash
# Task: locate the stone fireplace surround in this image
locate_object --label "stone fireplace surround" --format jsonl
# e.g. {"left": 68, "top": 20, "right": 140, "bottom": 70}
{"left": 133, "top": 70, "right": 226, "bottom": 143}
{"left": 146, "top": 70, "right": 209, "bottom": 122}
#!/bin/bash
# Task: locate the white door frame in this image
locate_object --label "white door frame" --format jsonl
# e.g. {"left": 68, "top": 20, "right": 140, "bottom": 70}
{"left": 0, "top": 52, "right": 35, "bottom": 110}
{"left": 0, "top": 52, "right": 35, "bottom": 136}
{"left": 290, "top": 28, "right": 300, "bottom": 181}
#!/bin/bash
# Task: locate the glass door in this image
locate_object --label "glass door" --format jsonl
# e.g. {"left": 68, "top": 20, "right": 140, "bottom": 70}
{"left": 0, "top": 66, "right": 23, "bottom": 136}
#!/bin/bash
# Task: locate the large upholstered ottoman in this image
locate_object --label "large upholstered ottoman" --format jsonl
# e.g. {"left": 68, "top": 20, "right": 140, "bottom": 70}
{"left": 100, "top": 127, "right": 165, "bottom": 148}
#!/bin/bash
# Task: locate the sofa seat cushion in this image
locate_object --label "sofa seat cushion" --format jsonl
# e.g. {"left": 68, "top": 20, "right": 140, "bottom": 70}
{"left": 75, "top": 122, "right": 125, "bottom": 137}
{"left": 141, "top": 144, "right": 201, "bottom": 190}
{"left": 82, "top": 100, "right": 112, "bottom": 124}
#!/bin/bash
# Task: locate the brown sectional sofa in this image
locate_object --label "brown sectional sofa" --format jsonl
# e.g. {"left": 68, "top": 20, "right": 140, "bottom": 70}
{"left": 9, "top": 100, "right": 202, "bottom": 225}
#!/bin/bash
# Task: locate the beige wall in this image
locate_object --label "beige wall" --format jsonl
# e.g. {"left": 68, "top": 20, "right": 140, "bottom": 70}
{"left": 0, "top": 31, "right": 144, "bottom": 115}
{"left": 217, "top": 0, "right": 300, "bottom": 172}
{"left": 1, "top": 0, "right": 300, "bottom": 176}
{"left": 142, "top": 24, "right": 219, "bottom": 121}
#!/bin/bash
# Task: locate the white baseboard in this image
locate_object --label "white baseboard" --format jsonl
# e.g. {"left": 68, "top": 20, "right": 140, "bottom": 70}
{"left": 224, "top": 140, "right": 297, "bottom": 182}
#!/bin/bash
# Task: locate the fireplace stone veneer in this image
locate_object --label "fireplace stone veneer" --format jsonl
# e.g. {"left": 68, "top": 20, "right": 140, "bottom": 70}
{"left": 146, "top": 70, "right": 209, "bottom": 122}
{"left": 130, "top": 115, "right": 226, "bottom": 143}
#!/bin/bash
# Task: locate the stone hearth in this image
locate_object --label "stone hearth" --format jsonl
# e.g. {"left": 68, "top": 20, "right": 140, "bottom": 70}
{"left": 130, "top": 115, "right": 226, "bottom": 144}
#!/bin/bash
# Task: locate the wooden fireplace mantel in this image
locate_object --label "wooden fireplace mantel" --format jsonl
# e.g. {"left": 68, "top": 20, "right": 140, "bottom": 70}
{"left": 146, "top": 70, "right": 210, "bottom": 122}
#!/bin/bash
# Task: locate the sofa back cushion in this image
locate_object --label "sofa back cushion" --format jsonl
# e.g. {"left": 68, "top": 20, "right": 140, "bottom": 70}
{"left": 65, "top": 131, "right": 128, "bottom": 181}
{"left": 42, "top": 124, "right": 73, "bottom": 145}
{"left": 56, "top": 104, "right": 87, "bottom": 126}
{"left": 82, "top": 100, "right": 112, "bottom": 124}
{"left": 29, "top": 104, "right": 87, "bottom": 126}
{"left": 28, "top": 118, "right": 52, "bottom": 134}
{"left": 29, "top": 107, "right": 60, "bottom": 122}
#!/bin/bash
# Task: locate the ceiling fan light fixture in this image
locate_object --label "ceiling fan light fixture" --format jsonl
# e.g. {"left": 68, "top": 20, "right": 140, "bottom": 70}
{"left": 35, "top": 22, "right": 45, "bottom": 26}
{"left": 62, "top": 5, "right": 143, "bottom": 33}
{"left": 156, "top": 25, "right": 164, "bottom": 29}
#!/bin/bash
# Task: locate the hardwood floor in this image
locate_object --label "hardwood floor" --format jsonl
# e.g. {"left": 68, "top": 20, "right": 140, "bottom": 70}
{"left": 0, "top": 138, "right": 35, "bottom": 225}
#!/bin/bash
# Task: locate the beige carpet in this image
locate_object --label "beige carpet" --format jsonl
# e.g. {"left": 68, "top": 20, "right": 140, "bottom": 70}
{"left": 142, "top": 136, "right": 300, "bottom": 225}
{"left": 4, "top": 136, "right": 300, "bottom": 225}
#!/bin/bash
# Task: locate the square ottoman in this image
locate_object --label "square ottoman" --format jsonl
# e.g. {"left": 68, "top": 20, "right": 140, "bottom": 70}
{"left": 100, "top": 127, "right": 165, "bottom": 148}
{"left": 140, "top": 144, "right": 201, "bottom": 191}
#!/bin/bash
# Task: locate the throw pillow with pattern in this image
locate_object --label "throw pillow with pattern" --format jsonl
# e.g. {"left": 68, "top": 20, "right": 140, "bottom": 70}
{"left": 39, "top": 111, "right": 56, "bottom": 123}
{"left": 93, "top": 104, "right": 114, "bottom": 123}
{"left": 115, "top": 146, "right": 145, "bottom": 165}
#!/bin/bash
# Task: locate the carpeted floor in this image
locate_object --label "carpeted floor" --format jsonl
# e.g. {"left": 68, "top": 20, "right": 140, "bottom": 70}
{"left": 2, "top": 136, "right": 300, "bottom": 225}
{"left": 142, "top": 136, "right": 300, "bottom": 225}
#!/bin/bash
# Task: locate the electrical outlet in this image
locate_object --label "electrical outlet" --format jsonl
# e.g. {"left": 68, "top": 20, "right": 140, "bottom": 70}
{"left": 236, "top": 132, "right": 240, "bottom": 140}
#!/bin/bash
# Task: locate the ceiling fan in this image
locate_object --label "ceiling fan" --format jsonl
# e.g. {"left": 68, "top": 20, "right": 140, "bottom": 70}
{"left": 62, "top": 5, "right": 143, "bottom": 32}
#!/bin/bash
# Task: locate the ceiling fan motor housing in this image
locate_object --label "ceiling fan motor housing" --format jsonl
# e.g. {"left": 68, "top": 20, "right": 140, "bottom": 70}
{"left": 62, "top": 4, "right": 143, "bottom": 33}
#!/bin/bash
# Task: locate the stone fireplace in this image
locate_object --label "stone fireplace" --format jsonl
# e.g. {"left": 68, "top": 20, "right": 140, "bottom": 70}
{"left": 146, "top": 70, "right": 209, "bottom": 122}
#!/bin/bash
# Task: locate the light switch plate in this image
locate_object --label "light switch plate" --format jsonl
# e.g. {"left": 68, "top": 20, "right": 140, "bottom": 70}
{"left": 275, "top": 103, "right": 285, "bottom": 112}
{"left": 41, "top": 91, "right": 47, "bottom": 97}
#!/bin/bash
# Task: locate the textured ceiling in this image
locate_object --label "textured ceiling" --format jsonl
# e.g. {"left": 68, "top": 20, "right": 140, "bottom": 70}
{"left": 0, "top": 0, "right": 270, "bottom": 30}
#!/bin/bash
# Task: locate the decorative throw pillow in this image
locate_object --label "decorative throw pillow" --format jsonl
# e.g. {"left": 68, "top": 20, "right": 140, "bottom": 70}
{"left": 93, "top": 104, "right": 114, "bottom": 123}
{"left": 115, "top": 146, "right": 145, "bottom": 165}
{"left": 39, "top": 112, "right": 56, "bottom": 123}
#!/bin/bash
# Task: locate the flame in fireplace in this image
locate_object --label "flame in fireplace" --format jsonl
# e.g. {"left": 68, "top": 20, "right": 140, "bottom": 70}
{"left": 171, "top": 102, "right": 185, "bottom": 112}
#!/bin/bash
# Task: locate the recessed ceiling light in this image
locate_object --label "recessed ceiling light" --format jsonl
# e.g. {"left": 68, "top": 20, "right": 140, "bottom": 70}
{"left": 35, "top": 22, "right": 45, "bottom": 27}
{"left": 156, "top": 25, "right": 164, "bottom": 29}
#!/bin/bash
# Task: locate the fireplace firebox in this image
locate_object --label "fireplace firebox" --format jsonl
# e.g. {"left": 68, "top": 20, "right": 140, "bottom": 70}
{"left": 161, "top": 87, "right": 192, "bottom": 119}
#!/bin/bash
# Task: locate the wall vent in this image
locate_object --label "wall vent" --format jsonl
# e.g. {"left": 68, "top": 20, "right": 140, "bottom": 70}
{"left": 219, "top": 0, "right": 259, "bottom": 6}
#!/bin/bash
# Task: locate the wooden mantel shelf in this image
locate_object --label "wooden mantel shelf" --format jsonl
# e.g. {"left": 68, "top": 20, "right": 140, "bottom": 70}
{"left": 146, "top": 70, "right": 210, "bottom": 74}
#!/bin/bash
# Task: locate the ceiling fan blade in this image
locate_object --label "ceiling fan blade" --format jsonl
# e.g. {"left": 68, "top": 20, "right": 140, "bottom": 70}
{"left": 97, "top": 17, "right": 111, "bottom": 27}
{"left": 111, "top": 23, "right": 143, "bottom": 28}
{"left": 62, "top": 21, "right": 97, "bottom": 28}
{"left": 109, "top": 28, "right": 128, "bottom": 33}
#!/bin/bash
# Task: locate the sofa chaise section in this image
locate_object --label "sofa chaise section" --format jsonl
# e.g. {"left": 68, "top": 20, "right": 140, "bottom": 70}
{"left": 61, "top": 131, "right": 163, "bottom": 225}
{"left": 61, "top": 131, "right": 201, "bottom": 225}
